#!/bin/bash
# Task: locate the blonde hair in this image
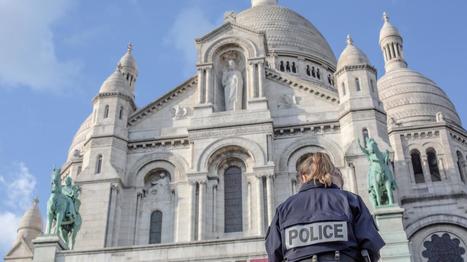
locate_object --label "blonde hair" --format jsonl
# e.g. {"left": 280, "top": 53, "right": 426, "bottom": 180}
{"left": 298, "top": 152, "right": 335, "bottom": 187}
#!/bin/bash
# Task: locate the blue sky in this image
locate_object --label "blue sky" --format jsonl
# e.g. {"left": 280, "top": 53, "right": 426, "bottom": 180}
{"left": 0, "top": 0, "right": 466, "bottom": 257}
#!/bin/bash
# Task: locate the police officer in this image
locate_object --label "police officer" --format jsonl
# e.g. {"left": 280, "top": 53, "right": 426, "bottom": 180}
{"left": 265, "top": 153, "right": 384, "bottom": 262}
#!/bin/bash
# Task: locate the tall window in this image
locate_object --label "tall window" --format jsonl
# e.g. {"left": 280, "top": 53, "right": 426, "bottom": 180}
{"left": 427, "top": 149, "right": 441, "bottom": 182}
{"left": 370, "top": 79, "right": 375, "bottom": 93}
{"left": 410, "top": 150, "right": 425, "bottom": 183}
{"left": 224, "top": 166, "right": 243, "bottom": 233}
{"left": 341, "top": 82, "right": 346, "bottom": 96}
{"left": 456, "top": 151, "right": 465, "bottom": 183}
{"left": 362, "top": 128, "right": 369, "bottom": 143}
{"left": 149, "top": 211, "right": 163, "bottom": 244}
{"left": 96, "top": 155, "right": 103, "bottom": 174}
{"left": 119, "top": 106, "right": 124, "bottom": 120}
{"left": 355, "top": 78, "right": 361, "bottom": 91}
{"left": 104, "top": 105, "right": 110, "bottom": 119}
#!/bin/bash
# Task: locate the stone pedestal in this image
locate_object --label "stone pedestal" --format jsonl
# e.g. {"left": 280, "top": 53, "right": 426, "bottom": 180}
{"left": 374, "top": 206, "right": 412, "bottom": 262}
{"left": 32, "top": 235, "right": 67, "bottom": 262}
{"left": 193, "top": 103, "right": 214, "bottom": 116}
{"left": 247, "top": 98, "right": 268, "bottom": 111}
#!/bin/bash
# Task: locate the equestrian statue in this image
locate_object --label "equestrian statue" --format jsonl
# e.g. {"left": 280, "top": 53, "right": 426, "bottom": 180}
{"left": 46, "top": 168, "right": 82, "bottom": 249}
{"left": 358, "top": 137, "right": 397, "bottom": 208}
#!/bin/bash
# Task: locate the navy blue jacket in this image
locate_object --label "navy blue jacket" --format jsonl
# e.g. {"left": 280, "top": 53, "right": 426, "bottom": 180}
{"left": 265, "top": 182, "right": 385, "bottom": 262}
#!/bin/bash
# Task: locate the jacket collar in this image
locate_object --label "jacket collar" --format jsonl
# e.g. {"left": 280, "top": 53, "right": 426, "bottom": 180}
{"left": 299, "top": 181, "right": 339, "bottom": 192}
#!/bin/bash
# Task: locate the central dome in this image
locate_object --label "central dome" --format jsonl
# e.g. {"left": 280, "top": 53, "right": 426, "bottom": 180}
{"left": 236, "top": 5, "right": 337, "bottom": 67}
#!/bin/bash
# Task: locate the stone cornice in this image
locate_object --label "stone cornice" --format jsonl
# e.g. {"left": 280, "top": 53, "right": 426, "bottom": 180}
{"left": 128, "top": 76, "right": 197, "bottom": 126}
{"left": 93, "top": 92, "right": 137, "bottom": 111}
{"left": 265, "top": 68, "right": 339, "bottom": 104}
{"left": 335, "top": 64, "right": 377, "bottom": 77}
{"left": 388, "top": 121, "right": 466, "bottom": 138}
{"left": 128, "top": 136, "right": 190, "bottom": 151}
{"left": 273, "top": 121, "right": 340, "bottom": 138}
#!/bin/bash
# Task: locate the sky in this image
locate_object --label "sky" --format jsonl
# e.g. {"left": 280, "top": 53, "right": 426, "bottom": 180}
{"left": 0, "top": 0, "right": 466, "bottom": 257}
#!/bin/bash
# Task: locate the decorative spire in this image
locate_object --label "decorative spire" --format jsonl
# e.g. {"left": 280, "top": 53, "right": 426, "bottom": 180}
{"left": 346, "top": 34, "right": 353, "bottom": 45}
{"left": 383, "top": 11, "right": 390, "bottom": 23}
{"left": 127, "top": 42, "right": 134, "bottom": 54}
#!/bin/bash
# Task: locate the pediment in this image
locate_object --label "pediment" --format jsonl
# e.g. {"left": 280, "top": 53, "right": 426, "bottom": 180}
{"left": 128, "top": 76, "right": 197, "bottom": 127}
{"left": 5, "top": 237, "right": 33, "bottom": 258}
{"left": 196, "top": 21, "right": 264, "bottom": 44}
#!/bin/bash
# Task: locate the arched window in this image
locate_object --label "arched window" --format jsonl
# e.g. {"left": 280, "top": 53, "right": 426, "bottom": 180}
{"left": 291, "top": 62, "right": 297, "bottom": 73}
{"left": 410, "top": 150, "right": 425, "bottom": 183}
{"left": 279, "top": 61, "right": 285, "bottom": 72}
{"left": 362, "top": 128, "right": 369, "bottom": 143}
{"left": 355, "top": 78, "right": 361, "bottom": 91}
{"left": 119, "top": 106, "right": 124, "bottom": 120}
{"left": 341, "top": 82, "right": 346, "bottom": 96}
{"left": 316, "top": 69, "right": 321, "bottom": 79}
{"left": 426, "top": 149, "right": 441, "bottom": 182}
{"left": 95, "top": 155, "right": 103, "bottom": 174}
{"left": 306, "top": 65, "right": 311, "bottom": 76}
{"left": 456, "top": 151, "right": 465, "bottom": 183}
{"left": 286, "top": 61, "right": 291, "bottom": 72}
{"left": 149, "top": 211, "right": 163, "bottom": 244}
{"left": 312, "top": 67, "right": 316, "bottom": 77}
{"left": 104, "top": 105, "right": 110, "bottom": 119}
{"left": 224, "top": 166, "right": 243, "bottom": 233}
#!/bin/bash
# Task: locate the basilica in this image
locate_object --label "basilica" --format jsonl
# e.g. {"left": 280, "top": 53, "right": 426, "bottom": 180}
{"left": 5, "top": 0, "right": 467, "bottom": 261}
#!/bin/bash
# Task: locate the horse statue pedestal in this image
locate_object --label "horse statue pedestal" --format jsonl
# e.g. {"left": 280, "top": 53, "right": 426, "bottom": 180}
{"left": 32, "top": 235, "right": 68, "bottom": 262}
{"left": 374, "top": 206, "right": 412, "bottom": 262}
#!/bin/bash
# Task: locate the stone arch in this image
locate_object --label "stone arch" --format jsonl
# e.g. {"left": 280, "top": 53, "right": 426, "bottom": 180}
{"left": 203, "top": 36, "right": 259, "bottom": 63}
{"left": 197, "top": 137, "right": 266, "bottom": 172}
{"left": 277, "top": 136, "right": 344, "bottom": 173}
{"left": 405, "top": 214, "right": 467, "bottom": 238}
{"left": 128, "top": 151, "right": 189, "bottom": 186}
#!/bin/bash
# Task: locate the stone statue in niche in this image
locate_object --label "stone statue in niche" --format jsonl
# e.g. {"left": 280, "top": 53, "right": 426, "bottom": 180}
{"left": 148, "top": 172, "right": 171, "bottom": 200}
{"left": 222, "top": 59, "right": 243, "bottom": 111}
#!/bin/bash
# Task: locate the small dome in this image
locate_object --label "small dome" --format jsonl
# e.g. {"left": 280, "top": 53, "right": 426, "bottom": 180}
{"left": 99, "top": 70, "right": 132, "bottom": 97}
{"left": 337, "top": 35, "right": 370, "bottom": 70}
{"left": 379, "top": 12, "right": 401, "bottom": 42}
{"left": 67, "top": 115, "right": 92, "bottom": 161}
{"left": 378, "top": 68, "right": 461, "bottom": 126}
{"left": 18, "top": 199, "right": 42, "bottom": 237}
{"left": 236, "top": 5, "right": 337, "bottom": 67}
{"left": 118, "top": 44, "right": 138, "bottom": 75}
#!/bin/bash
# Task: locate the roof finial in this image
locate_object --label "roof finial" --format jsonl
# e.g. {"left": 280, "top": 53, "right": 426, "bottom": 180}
{"left": 127, "top": 42, "right": 134, "bottom": 53}
{"left": 346, "top": 34, "right": 353, "bottom": 45}
{"left": 383, "top": 12, "right": 390, "bottom": 22}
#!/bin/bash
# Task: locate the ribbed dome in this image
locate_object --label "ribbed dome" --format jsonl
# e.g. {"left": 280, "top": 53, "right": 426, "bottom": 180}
{"left": 16, "top": 199, "right": 42, "bottom": 245}
{"left": 236, "top": 5, "right": 337, "bottom": 66}
{"left": 118, "top": 50, "right": 138, "bottom": 76}
{"left": 379, "top": 13, "right": 401, "bottom": 42}
{"left": 337, "top": 36, "right": 370, "bottom": 70}
{"left": 378, "top": 68, "right": 461, "bottom": 126}
{"left": 99, "top": 70, "right": 132, "bottom": 97}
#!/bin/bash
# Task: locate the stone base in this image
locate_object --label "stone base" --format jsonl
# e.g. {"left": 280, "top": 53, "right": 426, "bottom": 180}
{"left": 374, "top": 206, "right": 412, "bottom": 262}
{"left": 193, "top": 103, "right": 214, "bottom": 116}
{"left": 32, "top": 235, "right": 67, "bottom": 262}
{"left": 247, "top": 98, "right": 268, "bottom": 111}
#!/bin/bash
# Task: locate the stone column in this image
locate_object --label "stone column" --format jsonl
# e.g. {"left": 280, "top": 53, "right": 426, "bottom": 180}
{"left": 348, "top": 163, "right": 358, "bottom": 194}
{"left": 374, "top": 207, "right": 411, "bottom": 261}
{"left": 189, "top": 180, "right": 197, "bottom": 241}
{"left": 257, "top": 61, "right": 265, "bottom": 98}
{"left": 198, "top": 180, "right": 206, "bottom": 240}
{"left": 205, "top": 66, "right": 212, "bottom": 104}
{"left": 197, "top": 68, "right": 205, "bottom": 104}
{"left": 265, "top": 175, "right": 274, "bottom": 225}
{"left": 255, "top": 175, "right": 265, "bottom": 236}
{"left": 249, "top": 62, "right": 257, "bottom": 99}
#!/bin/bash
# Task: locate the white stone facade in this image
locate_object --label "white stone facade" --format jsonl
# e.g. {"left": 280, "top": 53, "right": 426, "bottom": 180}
{"left": 6, "top": 1, "right": 467, "bottom": 262}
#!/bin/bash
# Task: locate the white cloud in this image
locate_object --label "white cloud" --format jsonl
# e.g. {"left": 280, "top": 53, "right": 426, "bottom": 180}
{"left": 165, "top": 7, "right": 216, "bottom": 75}
{"left": 0, "top": 162, "right": 37, "bottom": 256}
{"left": 0, "top": 0, "right": 80, "bottom": 91}
{"left": 0, "top": 212, "right": 20, "bottom": 252}
{"left": 3, "top": 163, "right": 37, "bottom": 210}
